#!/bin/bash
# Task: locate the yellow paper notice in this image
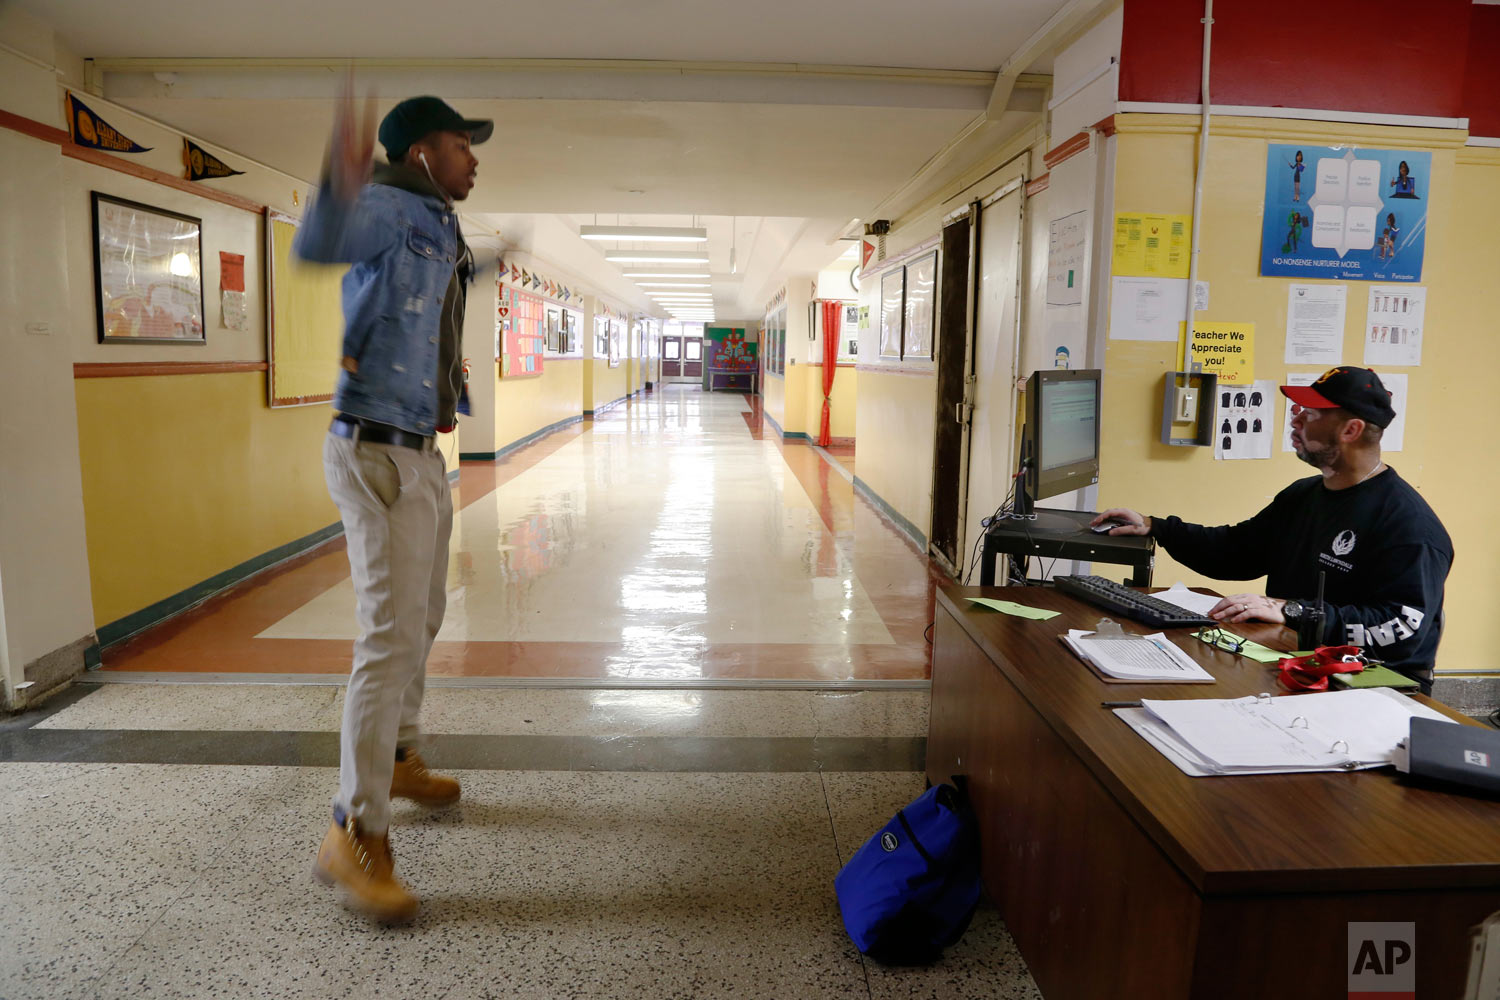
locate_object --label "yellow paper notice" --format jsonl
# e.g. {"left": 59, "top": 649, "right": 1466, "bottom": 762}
{"left": 1112, "top": 213, "right": 1191, "bottom": 278}
{"left": 1177, "top": 321, "right": 1255, "bottom": 385}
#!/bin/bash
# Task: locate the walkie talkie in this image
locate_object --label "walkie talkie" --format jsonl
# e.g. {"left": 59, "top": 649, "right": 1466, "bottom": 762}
{"left": 1297, "top": 570, "right": 1327, "bottom": 651}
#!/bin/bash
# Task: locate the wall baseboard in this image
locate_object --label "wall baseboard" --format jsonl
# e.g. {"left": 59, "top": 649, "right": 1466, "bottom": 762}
{"left": 1432, "top": 675, "right": 1500, "bottom": 719}
{"left": 459, "top": 415, "right": 583, "bottom": 462}
{"left": 4, "top": 634, "right": 97, "bottom": 712}
{"left": 96, "top": 521, "right": 345, "bottom": 650}
{"left": 852, "top": 476, "right": 928, "bottom": 552}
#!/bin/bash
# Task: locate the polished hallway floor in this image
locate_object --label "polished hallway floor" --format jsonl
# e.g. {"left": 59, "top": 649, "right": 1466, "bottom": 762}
{"left": 100, "top": 387, "right": 936, "bottom": 685}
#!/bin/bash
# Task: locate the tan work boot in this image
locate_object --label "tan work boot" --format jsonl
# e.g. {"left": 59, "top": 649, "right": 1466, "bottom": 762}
{"left": 391, "top": 749, "right": 461, "bottom": 807}
{"left": 313, "top": 816, "right": 419, "bottom": 923}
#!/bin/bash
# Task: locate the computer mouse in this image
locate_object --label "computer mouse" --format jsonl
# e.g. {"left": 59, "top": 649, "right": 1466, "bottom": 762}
{"left": 1090, "top": 518, "right": 1127, "bottom": 534}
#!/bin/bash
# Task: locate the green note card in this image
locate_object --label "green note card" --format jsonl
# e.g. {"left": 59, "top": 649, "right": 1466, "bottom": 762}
{"left": 966, "top": 597, "right": 1061, "bottom": 621}
{"left": 1332, "top": 665, "right": 1421, "bottom": 690}
{"left": 1191, "top": 630, "right": 1286, "bottom": 663}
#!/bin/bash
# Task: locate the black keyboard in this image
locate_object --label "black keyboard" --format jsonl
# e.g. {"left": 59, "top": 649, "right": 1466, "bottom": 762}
{"left": 1052, "top": 575, "right": 1217, "bottom": 629}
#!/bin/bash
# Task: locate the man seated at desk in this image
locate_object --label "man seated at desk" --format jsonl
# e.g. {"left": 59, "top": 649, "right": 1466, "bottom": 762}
{"left": 1092, "top": 366, "right": 1452, "bottom": 693}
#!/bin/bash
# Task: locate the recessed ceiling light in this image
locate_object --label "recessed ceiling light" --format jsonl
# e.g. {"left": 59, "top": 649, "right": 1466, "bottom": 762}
{"left": 582, "top": 225, "right": 707, "bottom": 242}
{"left": 604, "top": 251, "right": 709, "bottom": 264}
{"left": 635, "top": 282, "right": 711, "bottom": 288}
{"left": 623, "top": 271, "right": 710, "bottom": 279}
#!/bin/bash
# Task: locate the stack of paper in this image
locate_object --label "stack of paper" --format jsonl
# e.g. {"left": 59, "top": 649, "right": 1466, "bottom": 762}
{"left": 1116, "top": 688, "right": 1457, "bottom": 777}
{"left": 1154, "top": 583, "right": 1223, "bottom": 617}
{"left": 1061, "top": 629, "right": 1214, "bottom": 682}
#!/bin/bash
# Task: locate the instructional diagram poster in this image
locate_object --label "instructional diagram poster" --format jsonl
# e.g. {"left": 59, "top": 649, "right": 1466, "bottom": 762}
{"left": 1284, "top": 284, "right": 1346, "bottom": 365}
{"left": 1214, "top": 379, "right": 1276, "bottom": 460}
{"left": 1113, "top": 213, "right": 1190, "bottom": 278}
{"left": 1047, "top": 211, "right": 1088, "bottom": 306}
{"left": 1363, "top": 285, "right": 1426, "bottom": 367}
{"left": 1178, "top": 321, "right": 1255, "bottom": 385}
{"left": 1261, "top": 144, "right": 1429, "bottom": 282}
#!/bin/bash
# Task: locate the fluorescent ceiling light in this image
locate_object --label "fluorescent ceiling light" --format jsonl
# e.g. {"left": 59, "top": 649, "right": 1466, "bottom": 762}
{"left": 623, "top": 271, "right": 710, "bottom": 279}
{"left": 605, "top": 250, "right": 709, "bottom": 264}
{"left": 581, "top": 225, "right": 707, "bottom": 242}
{"left": 648, "top": 292, "right": 713, "bottom": 299}
{"left": 635, "top": 282, "right": 711, "bottom": 288}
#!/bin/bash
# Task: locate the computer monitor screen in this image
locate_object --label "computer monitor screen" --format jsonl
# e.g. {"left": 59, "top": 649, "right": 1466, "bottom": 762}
{"left": 1020, "top": 369, "right": 1100, "bottom": 512}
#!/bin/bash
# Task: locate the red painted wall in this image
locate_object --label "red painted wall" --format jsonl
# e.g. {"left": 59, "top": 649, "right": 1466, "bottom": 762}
{"left": 1120, "top": 0, "right": 1474, "bottom": 120}
{"left": 1465, "top": 5, "right": 1500, "bottom": 137}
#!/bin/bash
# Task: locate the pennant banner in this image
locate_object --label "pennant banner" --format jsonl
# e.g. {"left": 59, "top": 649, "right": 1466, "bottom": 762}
{"left": 65, "top": 92, "right": 151, "bottom": 153}
{"left": 184, "top": 139, "right": 245, "bottom": 181}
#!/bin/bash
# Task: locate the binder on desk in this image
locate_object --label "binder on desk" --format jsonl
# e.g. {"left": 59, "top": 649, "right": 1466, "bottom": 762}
{"left": 1060, "top": 629, "right": 1216, "bottom": 684}
{"left": 1115, "top": 688, "right": 1458, "bottom": 777}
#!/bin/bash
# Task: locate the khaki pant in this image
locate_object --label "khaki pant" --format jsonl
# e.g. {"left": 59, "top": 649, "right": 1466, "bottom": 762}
{"left": 324, "top": 430, "right": 452, "bottom": 835}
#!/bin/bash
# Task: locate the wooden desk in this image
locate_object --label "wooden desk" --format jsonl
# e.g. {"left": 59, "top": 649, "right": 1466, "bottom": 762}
{"left": 927, "top": 584, "right": 1500, "bottom": 1000}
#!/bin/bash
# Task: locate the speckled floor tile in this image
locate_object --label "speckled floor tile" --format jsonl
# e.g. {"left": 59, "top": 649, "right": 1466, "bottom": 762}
{"left": 0, "top": 763, "right": 298, "bottom": 1000}
{"left": 86, "top": 769, "right": 870, "bottom": 1000}
{"left": 32, "top": 683, "right": 341, "bottom": 732}
{"left": 821, "top": 773, "right": 1042, "bottom": 1000}
{"left": 810, "top": 691, "right": 928, "bottom": 738}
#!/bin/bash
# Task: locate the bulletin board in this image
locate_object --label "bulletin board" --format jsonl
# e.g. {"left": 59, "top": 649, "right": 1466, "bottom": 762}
{"left": 500, "top": 285, "right": 546, "bottom": 377}
{"left": 266, "top": 210, "right": 348, "bottom": 407}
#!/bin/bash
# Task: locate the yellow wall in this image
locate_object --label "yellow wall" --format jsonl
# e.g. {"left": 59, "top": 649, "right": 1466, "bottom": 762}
{"left": 1101, "top": 115, "right": 1493, "bottom": 671}
{"left": 761, "top": 371, "right": 786, "bottom": 431}
{"left": 493, "top": 358, "right": 583, "bottom": 452}
{"left": 854, "top": 369, "right": 937, "bottom": 539}
{"left": 781, "top": 362, "right": 810, "bottom": 435}
{"left": 800, "top": 364, "right": 858, "bottom": 440}
{"left": 74, "top": 372, "right": 339, "bottom": 625}
{"left": 590, "top": 358, "right": 628, "bottom": 413}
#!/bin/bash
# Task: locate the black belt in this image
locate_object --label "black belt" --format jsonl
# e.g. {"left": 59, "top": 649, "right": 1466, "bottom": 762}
{"left": 330, "top": 415, "right": 432, "bottom": 450}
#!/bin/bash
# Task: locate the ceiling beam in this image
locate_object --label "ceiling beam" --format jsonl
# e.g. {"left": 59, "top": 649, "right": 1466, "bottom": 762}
{"left": 985, "top": 0, "right": 1118, "bottom": 120}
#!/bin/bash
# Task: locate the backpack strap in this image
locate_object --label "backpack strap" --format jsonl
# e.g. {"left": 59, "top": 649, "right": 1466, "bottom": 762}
{"left": 896, "top": 810, "right": 935, "bottom": 866}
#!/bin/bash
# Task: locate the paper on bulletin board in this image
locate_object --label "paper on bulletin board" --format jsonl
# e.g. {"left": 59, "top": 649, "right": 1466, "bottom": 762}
{"left": 1363, "top": 285, "right": 1425, "bottom": 367}
{"left": 1214, "top": 379, "right": 1276, "bottom": 460}
{"left": 1284, "top": 284, "right": 1345, "bottom": 365}
{"left": 1047, "top": 211, "right": 1087, "bottom": 306}
{"left": 219, "top": 251, "right": 247, "bottom": 331}
{"left": 1108, "top": 276, "right": 1186, "bottom": 341}
{"left": 1177, "top": 321, "right": 1255, "bottom": 385}
{"left": 1112, "top": 213, "right": 1191, "bottom": 278}
{"left": 1281, "top": 372, "right": 1317, "bottom": 453}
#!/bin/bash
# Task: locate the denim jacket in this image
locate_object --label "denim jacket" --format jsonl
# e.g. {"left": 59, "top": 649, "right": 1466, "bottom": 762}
{"left": 293, "top": 164, "right": 468, "bottom": 435}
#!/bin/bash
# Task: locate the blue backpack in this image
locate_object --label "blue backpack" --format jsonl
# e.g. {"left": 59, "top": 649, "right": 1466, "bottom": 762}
{"left": 834, "top": 780, "right": 981, "bottom": 965}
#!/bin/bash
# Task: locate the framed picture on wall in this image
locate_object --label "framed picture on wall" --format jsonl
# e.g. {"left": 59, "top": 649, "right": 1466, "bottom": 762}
{"left": 902, "top": 251, "right": 937, "bottom": 360}
{"left": 92, "top": 192, "right": 206, "bottom": 344}
{"left": 879, "top": 267, "right": 904, "bottom": 358}
{"left": 545, "top": 308, "right": 561, "bottom": 353}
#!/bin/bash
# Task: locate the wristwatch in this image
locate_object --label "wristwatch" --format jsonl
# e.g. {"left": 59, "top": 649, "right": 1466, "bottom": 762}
{"left": 1281, "top": 600, "right": 1307, "bottom": 623}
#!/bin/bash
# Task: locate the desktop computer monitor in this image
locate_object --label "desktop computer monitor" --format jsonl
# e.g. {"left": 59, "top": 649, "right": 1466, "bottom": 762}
{"left": 1018, "top": 368, "right": 1100, "bottom": 515}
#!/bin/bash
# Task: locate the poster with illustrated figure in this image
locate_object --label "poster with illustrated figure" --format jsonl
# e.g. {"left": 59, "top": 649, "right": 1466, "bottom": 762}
{"left": 1214, "top": 379, "right": 1275, "bottom": 460}
{"left": 1260, "top": 144, "right": 1429, "bottom": 283}
{"left": 1363, "top": 285, "right": 1426, "bottom": 367}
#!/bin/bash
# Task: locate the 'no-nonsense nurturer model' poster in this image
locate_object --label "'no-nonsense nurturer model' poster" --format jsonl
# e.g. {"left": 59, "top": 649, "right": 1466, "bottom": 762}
{"left": 1260, "top": 144, "right": 1429, "bottom": 283}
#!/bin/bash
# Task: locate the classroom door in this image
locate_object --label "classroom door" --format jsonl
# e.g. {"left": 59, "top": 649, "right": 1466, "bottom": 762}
{"left": 928, "top": 205, "right": 977, "bottom": 576}
{"left": 962, "top": 182, "right": 1024, "bottom": 578}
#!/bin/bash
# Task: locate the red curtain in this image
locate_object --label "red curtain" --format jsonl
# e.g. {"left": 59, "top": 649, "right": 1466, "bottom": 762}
{"left": 818, "top": 300, "right": 842, "bottom": 447}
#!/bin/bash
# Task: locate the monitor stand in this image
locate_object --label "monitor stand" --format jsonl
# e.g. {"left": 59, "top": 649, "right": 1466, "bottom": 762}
{"left": 981, "top": 488, "right": 1154, "bottom": 587}
{"left": 1012, "top": 486, "right": 1091, "bottom": 536}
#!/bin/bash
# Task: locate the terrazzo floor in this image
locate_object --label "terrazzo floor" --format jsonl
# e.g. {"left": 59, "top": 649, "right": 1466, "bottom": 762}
{"left": 1, "top": 684, "right": 1042, "bottom": 1000}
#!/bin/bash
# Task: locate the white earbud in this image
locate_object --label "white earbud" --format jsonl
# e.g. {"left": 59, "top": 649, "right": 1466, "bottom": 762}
{"left": 418, "top": 151, "right": 429, "bottom": 166}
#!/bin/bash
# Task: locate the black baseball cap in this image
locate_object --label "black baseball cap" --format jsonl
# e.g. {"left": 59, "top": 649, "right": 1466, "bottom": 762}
{"left": 379, "top": 96, "right": 493, "bottom": 162}
{"left": 1280, "top": 366, "right": 1396, "bottom": 428}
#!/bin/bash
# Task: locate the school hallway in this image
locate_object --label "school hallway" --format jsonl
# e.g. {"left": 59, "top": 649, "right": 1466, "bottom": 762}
{"left": 0, "top": 386, "right": 1041, "bottom": 1000}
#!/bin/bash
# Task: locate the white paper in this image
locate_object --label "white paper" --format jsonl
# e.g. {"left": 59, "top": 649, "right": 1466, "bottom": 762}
{"left": 1109, "top": 276, "right": 1188, "bottom": 342}
{"left": 1214, "top": 378, "right": 1276, "bottom": 460}
{"left": 1363, "top": 285, "right": 1425, "bottom": 367}
{"left": 1047, "top": 211, "right": 1087, "bottom": 307}
{"left": 1380, "top": 372, "right": 1408, "bottom": 452}
{"left": 1281, "top": 371, "right": 1319, "bottom": 452}
{"left": 1155, "top": 583, "right": 1223, "bottom": 616}
{"left": 1284, "top": 284, "right": 1346, "bottom": 364}
{"left": 1194, "top": 280, "right": 1210, "bottom": 312}
{"left": 1062, "top": 630, "right": 1214, "bottom": 682}
{"left": 221, "top": 290, "right": 247, "bottom": 332}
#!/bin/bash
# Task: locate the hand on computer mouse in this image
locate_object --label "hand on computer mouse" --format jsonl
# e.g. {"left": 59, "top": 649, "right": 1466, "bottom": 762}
{"left": 1090, "top": 509, "right": 1151, "bottom": 536}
